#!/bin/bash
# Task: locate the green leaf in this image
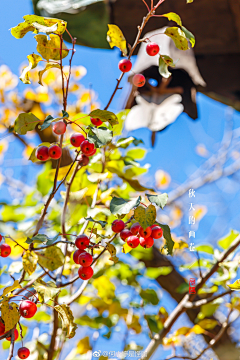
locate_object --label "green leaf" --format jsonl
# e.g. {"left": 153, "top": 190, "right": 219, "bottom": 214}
{"left": 161, "top": 12, "right": 182, "bottom": 26}
{"left": 126, "top": 148, "right": 146, "bottom": 160}
{"left": 197, "top": 319, "right": 218, "bottom": 330}
{"left": 195, "top": 245, "right": 214, "bottom": 254}
{"left": 157, "top": 222, "right": 174, "bottom": 255}
{"left": 140, "top": 289, "right": 159, "bottom": 305}
{"left": 165, "top": 27, "right": 189, "bottom": 51}
{"left": 159, "top": 55, "right": 175, "bottom": 78}
{"left": 218, "top": 230, "right": 239, "bottom": 250}
{"left": 22, "top": 250, "right": 38, "bottom": 275}
{"left": 62, "top": 110, "right": 69, "bottom": 118}
{"left": 181, "top": 26, "right": 195, "bottom": 47}
{"left": 134, "top": 205, "right": 156, "bottom": 229}
{"left": 20, "top": 54, "right": 42, "bottom": 84}
{"left": 146, "top": 193, "right": 168, "bottom": 209}
{"left": 33, "top": 279, "right": 61, "bottom": 303}
{"left": 176, "top": 283, "right": 189, "bottom": 294}
{"left": 110, "top": 196, "right": 141, "bottom": 216}
{"left": 14, "top": 112, "right": 40, "bottom": 135}
{"left": 55, "top": 304, "right": 77, "bottom": 339}
{"left": 116, "top": 137, "right": 143, "bottom": 149}
{"left": 144, "top": 315, "right": 161, "bottom": 333}
{"left": 85, "top": 217, "right": 107, "bottom": 228}
{"left": 26, "top": 233, "right": 60, "bottom": 246}
{"left": 87, "top": 126, "right": 113, "bottom": 148}
{"left": 89, "top": 109, "right": 119, "bottom": 126}
{"left": 37, "top": 246, "right": 64, "bottom": 271}
{"left": 145, "top": 266, "right": 172, "bottom": 279}
{"left": 40, "top": 115, "right": 64, "bottom": 131}
{"left": 228, "top": 279, "right": 240, "bottom": 290}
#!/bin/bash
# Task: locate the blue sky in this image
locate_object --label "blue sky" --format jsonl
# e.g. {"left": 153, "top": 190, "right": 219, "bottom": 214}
{"left": 1, "top": 1, "right": 240, "bottom": 359}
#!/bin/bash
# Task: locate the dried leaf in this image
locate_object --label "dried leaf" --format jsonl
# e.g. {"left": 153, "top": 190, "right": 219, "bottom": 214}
{"left": 55, "top": 304, "right": 77, "bottom": 338}
{"left": 37, "top": 246, "right": 64, "bottom": 271}
{"left": 1, "top": 301, "right": 20, "bottom": 332}
{"left": 35, "top": 34, "right": 69, "bottom": 61}
{"left": 20, "top": 54, "right": 42, "bottom": 84}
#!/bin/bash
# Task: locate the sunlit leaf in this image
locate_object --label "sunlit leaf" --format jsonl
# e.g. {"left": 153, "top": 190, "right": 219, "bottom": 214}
{"left": 14, "top": 112, "right": 40, "bottom": 135}
{"left": 92, "top": 276, "right": 115, "bottom": 302}
{"left": 161, "top": 12, "right": 182, "bottom": 26}
{"left": 77, "top": 336, "right": 92, "bottom": 354}
{"left": 165, "top": 27, "right": 189, "bottom": 51}
{"left": 20, "top": 54, "right": 42, "bottom": 84}
{"left": 33, "top": 279, "right": 61, "bottom": 303}
{"left": 122, "top": 242, "right": 133, "bottom": 254}
{"left": 22, "top": 250, "right": 38, "bottom": 275}
{"left": 0, "top": 281, "right": 21, "bottom": 300}
{"left": 145, "top": 266, "right": 172, "bottom": 279}
{"left": 181, "top": 26, "right": 195, "bottom": 47}
{"left": 134, "top": 205, "right": 156, "bottom": 230}
{"left": 218, "top": 230, "right": 239, "bottom": 250}
{"left": 228, "top": 279, "right": 240, "bottom": 290}
{"left": 35, "top": 34, "right": 69, "bottom": 61}
{"left": 110, "top": 196, "right": 141, "bottom": 216}
{"left": 1, "top": 301, "right": 20, "bottom": 332}
{"left": 146, "top": 193, "right": 168, "bottom": 209}
{"left": 37, "top": 246, "right": 64, "bottom": 271}
{"left": 38, "top": 63, "right": 60, "bottom": 86}
{"left": 87, "top": 126, "right": 113, "bottom": 148}
{"left": 107, "top": 24, "right": 127, "bottom": 56}
{"left": 89, "top": 109, "right": 119, "bottom": 126}
{"left": 195, "top": 245, "right": 214, "bottom": 254}
{"left": 55, "top": 304, "right": 77, "bottom": 339}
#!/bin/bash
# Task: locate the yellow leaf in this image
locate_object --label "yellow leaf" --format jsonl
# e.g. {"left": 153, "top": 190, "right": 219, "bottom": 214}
{"left": 92, "top": 276, "right": 115, "bottom": 303}
{"left": 22, "top": 250, "right": 38, "bottom": 275}
{"left": 37, "top": 246, "right": 64, "bottom": 271}
{"left": 54, "top": 304, "right": 77, "bottom": 339}
{"left": 155, "top": 170, "right": 171, "bottom": 189}
{"left": 134, "top": 205, "right": 156, "bottom": 229}
{"left": 77, "top": 336, "right": 91, "bottom": 354}
{"left": 1, "top": 302, "right": 20, "bottom": 332}
{"left": 35, "top": 34, "right": 69, "bottom": 61}
{"left": 175, "top": 327, "right": 191, "bottom": 336}
{"left": 107, "top": 24, "right": 127, "bottom": 56}
{"left": 122, "top": 242, "right": 133, "bottom": 254}
{"left": 0, "top": 281, "right": 21, "bottom": 300}
{"left": 165, "top": 27, "right": 189, "bottom": 51}
{"left": 228, "top": 279, "right": 240, "bottom": 290}
{"left": 38, "top": 63, "right": 61, "bottom": 86}
{"left": 20, "top": 54, "right": 42, "bottom": 84}
{"left": 11, "top": 15, "right": 67, "bottom": 39}
{"left": 191, "top": 324, "right": 205, "bottom": 334}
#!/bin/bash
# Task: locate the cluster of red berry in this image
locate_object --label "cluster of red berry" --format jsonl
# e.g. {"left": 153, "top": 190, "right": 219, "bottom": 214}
{"left": 0, "top": 300, "right": 37, "bottom": 358}
{"left": 112, "top": 219, "right": 163, "bottom": 248}
{"left": 118, "top": 42, "right": 160, "bottom": 87}
{"left": 0, "top": 235, "right": 11, "bottom": 258}
{"left": 35, "top": 117, "right": 102, "bottom": 162}
{"left": 73, "top": 235, "right": 94, "bottom": 280}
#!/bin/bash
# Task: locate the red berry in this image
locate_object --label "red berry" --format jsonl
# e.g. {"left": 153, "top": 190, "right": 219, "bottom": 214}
{"left": 78, "top": 154, "right": 89, "bottom": 166}
{"left": 112, "top": 219, "right": 125, "bottom": 233}
{"left": 19, "top": 300, "right": 37, "bottom": 318}
{"left": 0, "top": 234, "right": 2, "bottom": 242}
{"left": 70, "top": 133, "right": 85, "bottom": 147}
{"left": 18, "top": 347, "right": 30, "bottom": 359}
{"left": 91, "top": 118, "right": 103, "bottom": 126}
{"left": 150, "top": 224, "right": 156, "bottom": 229}
{"left": 7, "top": 329, "right": 18, "bottom": 341}
{"left": 73, "top": 249, "right": 85, "bottom": 264}
{"left": 48, "top": 144, "right": 62, "bottom": 159}
{"left": 80, "top": 140, "right": 95, "bottom": 156}
{"left": 75, "top": 235, "right": 90, "bottom": 250}
{"left": 127, "top": 236, "right": 140, "bottom": 248}
{"left": 0, "top": 244, "right": 11, "bottom": 257}
{"left": 146, "top": 42, "right": 160, "bottom": 56}
{"left": 151, "top": 226, "right": 163, "bottom": 239}
{"left": 36, "top": 146, "right": 49, "bottom": 161}
{"left": 140, "top": 236, "right": 154, "bottom": 248}
{"left": 132, "top": 74, "right": 145, "bottom": 87}
{"left": 120, "top": 229, "right": 132, "bottom": 241}
{"left": 139, "top": 226, "right": 152, "bottom": 239}
{"left": 78, "top": 252, "right": 93, "bottom": 267}
{"left": 0, "top": 322, "right": 5, "bottom": 336}
{"left": 118, "top": 59, "right": 132, "bottom": 73}
{"left": 130, "top": 223, "right": 141, "bottom": 235}
{"left": 52, "top": 121, "right": 66, "bottom": 135}
{"left": 88, "top": 148, "right": 96, "bottom": 156}
{"left": 78, "top": 266, "right": 94, "bottom": 280}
